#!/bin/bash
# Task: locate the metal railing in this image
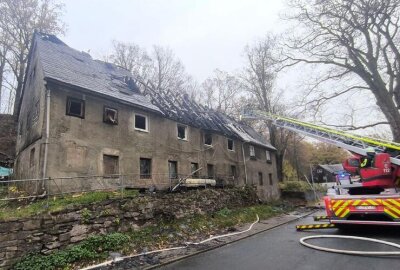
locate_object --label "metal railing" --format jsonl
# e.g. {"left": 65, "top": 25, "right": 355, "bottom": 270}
{"left": 0, "top": 173, "right": 238, "bottom": 201}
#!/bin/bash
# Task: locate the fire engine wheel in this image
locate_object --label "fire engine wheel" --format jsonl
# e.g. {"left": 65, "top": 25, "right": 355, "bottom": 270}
{"left": 300, "top": 235, "right": 400, "bottom": 256}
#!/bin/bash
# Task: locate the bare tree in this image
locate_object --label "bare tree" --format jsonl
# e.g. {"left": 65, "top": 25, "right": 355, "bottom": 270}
{"left": 283, "top": 0, "right": 400, "bottom": 141}
{"left": 0, "top": 0, "right": 65, "bottom": 115}
{"left": 201, "top": 69, "right": 242, "bottom": 116}
{"left": 240, "top": 36, "right": 293, "bottom": 181}
{"left": 110, "top": 40, "right": 153, "bottom": 88}
{"left": 109, "top": 41, "right": 197, "bottom": 98}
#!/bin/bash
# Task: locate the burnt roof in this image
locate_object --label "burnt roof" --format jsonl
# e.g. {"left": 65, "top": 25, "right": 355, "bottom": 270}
{"left": 33, "top": 33, "right": 275, "bottom": 150}
{"left": 34, "top": 32, "right": 161, "bottom": 114}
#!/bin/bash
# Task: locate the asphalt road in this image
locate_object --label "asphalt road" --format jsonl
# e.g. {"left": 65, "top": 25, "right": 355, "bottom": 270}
{"left": 157, "top": 212, "right": 400, "bottom": 270}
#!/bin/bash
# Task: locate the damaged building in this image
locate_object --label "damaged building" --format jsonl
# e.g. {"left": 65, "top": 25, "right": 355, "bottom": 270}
{"left": 14, "top": 32, "right": 279, "bottom": 200}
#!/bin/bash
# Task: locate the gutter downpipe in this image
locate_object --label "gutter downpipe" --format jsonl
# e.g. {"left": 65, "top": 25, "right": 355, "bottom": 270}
{"left": 242, "top": 142, "right": 248, "bottom": 185}
{"left": 42, "top": 87, "right": 50, "bottom": 182}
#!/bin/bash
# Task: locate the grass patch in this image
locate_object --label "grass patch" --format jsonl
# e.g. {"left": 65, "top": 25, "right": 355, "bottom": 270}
{"left": 0, "top": 189, "right": 139, "bottom": 220}
{"left": 13, "top": 202, "right": 291, "bottom": 270}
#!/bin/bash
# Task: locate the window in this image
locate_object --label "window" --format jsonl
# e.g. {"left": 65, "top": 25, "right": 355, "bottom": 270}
{"left": 168, "top": 161, "right": 178, "bottom": 179}
{"left": 191, "top": 162, "right": 199, "bottom": 178}
{"left": 103, "top": 106, "right": 118, "bottom": 125}
{"left": 249, "top": 145, "right": 256, "bottom": 157}
{"left": 135, "top": 114, "right": 148, "bottom": 131}
{"left": 258, "top": 172, "right": 263, "bottom": 185}
{"left": 30, "top": 148, "right": 35, "bottom": 167}
{"left": 266, "top": 150, "right": 271, "bottom": 162}
{"left": 269, "top": 173, "right": 273, "bottom": 185}
{"left": 207, "top": 164, "right": 214, "bottom": 179}
{"left": 66, "top": 97, "right": 85, "bottom": 118}
{"left": 227, "top": 139, "right": 234, "bottom": 151}
{"left": 140, "top": 158, "right": 152, "bottom": 179}
{"left": 177, "top": 124, "right": 187, "bottom": 140}
{"left": 230, "top": 165, "right": 236, "bottom": 179}
{"left": 103, "top": 155, "right": 119, "bottom": 176}
{"left": 204, "top": 133, "right": 213, "bottom": 145}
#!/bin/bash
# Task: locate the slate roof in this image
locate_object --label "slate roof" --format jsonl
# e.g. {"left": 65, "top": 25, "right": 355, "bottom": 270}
{"left": 35, "top": 33, "right": 161, "bottom": 114}
{"left": 33, "top": 33, "right": 275, "bottom": 150}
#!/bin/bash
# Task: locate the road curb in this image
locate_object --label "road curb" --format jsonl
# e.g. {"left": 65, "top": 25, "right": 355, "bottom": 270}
{"left": 144, "top": 208, "right": 321, "bottom": 270}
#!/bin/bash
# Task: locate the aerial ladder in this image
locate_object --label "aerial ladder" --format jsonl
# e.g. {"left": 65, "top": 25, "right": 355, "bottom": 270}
{"left": 240, "top": 108, "right": 400, "bottom": 227}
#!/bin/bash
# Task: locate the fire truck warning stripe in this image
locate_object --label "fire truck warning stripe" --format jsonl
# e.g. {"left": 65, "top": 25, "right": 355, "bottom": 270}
{"left": 367, "top": 199, "right": 379, "bottom": 206}
{"left": 352, "top": 200, "right": 362, "bottom": 206}
{"left": 388, "top": 199, "right": 400, "bottom": 208}
{"left": 332, "top": 200, "right": 344, "bottom": 209}
{"left": 384, "top": 208, "right": 400, "bottom": 219}
{"left": 334, "top": 200, "right": 352, "bottom": 216}
{"left": 382, "top": 201, "right": 400, "bottom": 216}
{"left": 339, "top": 208, "right": 350, "bottom": 218}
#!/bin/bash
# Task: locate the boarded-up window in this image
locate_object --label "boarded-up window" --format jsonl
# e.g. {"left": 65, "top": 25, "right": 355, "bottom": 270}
{"left": 66, "top": 97, "right": 85, "bottom": 118}
{"left": 140, "top": 158, "right": 152, "bottom": 179}
{"left": 103, "top": 155, "right": 119, "bottom": 175}
{"left": 177, "top": 124, "right": 187, "bottom": 140}
{"left": 269, "top": 173, "right": 273, "bottom": 185}
{"left": 258, "top": 172, "right": 263, "bottom": 185}
{"left": 135, "top": 114, "right": 148, "bottom": 131}
{"left": 207, "top": 164, "right": 214, "bottom": 179}
{"left": 30, "top": 148, "right": 35, "bottom": 167}
{"left": 191, "top": 162, "right": 199, "bottom": 178}
{"left": 204, "top": 133, "right": 212, "bottom": 145}
{"left": 227, "top": 139, "right": 234, "bottom": 151}
{"left": 103, "top": 106, "right": 118, "bottom": 125}
{"left": 168, "top": 161, "right": 178, "bottom": 179}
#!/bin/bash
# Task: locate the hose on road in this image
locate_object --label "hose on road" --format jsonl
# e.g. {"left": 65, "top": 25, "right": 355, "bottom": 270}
{"left": 80, "top": 215, "right": 260, "bottom": 270}
{"left": 300, "top": 235, "right": 400, "bottom": 256}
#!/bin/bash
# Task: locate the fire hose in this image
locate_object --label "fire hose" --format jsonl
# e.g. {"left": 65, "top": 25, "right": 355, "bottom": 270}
{"left": 80, "top": 215, "right": 260, "bottom": 270}
{"left": 300, "top": 235, "right": 400, "bottom": 256}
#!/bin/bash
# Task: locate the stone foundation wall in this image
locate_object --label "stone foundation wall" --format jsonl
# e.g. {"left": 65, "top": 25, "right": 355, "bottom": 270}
{"left": 0, "top": 188, "right": 258, "bottom": 268}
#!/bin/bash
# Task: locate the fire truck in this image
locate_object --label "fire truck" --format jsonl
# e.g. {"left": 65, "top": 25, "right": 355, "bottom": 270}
{"left": 240, "top": 109, "right": 400, "bottom": 227}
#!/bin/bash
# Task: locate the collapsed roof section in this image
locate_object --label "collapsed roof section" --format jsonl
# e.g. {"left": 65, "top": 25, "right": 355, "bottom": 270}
{"left": 33, "top": 33, "right": 276, "bottom": 151}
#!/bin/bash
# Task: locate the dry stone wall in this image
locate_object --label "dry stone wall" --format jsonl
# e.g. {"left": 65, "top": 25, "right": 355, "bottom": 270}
{"left": 0, "top": 187, "right": 258, "bottom": 269}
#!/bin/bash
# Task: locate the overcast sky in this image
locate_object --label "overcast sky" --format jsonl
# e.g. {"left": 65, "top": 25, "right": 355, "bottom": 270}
{"left": 60, "top": 0, "right": 285, "bottom": 82}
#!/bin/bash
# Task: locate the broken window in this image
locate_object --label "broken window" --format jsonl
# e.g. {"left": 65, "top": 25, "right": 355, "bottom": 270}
{"left": 266, "top": 150, "right": 271, "bottom": 162}
{"left": 191, "top": 162, "right": 199, "bottom": 178}
{"left": 177, "top": 124, "right": 187, "bottom": 140}
{"left": 204, "top": 133, "right": 212, "bottom": 145}
{"left": 207, "top": 164, "right": 214, "bottom": 179}
{"left": 249, "top": 145, "right": 256, "bottom": 157}
{"left": 230, "top": 165, "right": 236, "bottom": 178}
{"left": 140, "top": 158, "right": 152, "bottom": 179}
{"left": 269, "top": 173, "right": 273, "bottom": 185}
{"left": 66, "top": 97, "right": 85, "bottom": 118}
{"left": 30, "top": 148, "right": 35, "bottom": 167}
{"left": 103, "top": 155, "right": 119, "bottom": 176}
{"left": 103, "top": 106, "right": 118, "bottom": 125}
{"left": 168, "top": 161, "right": 178, "bottom": 179}
{"left": 259, "top": 172, "right": 263, "bottom": 185}
{"left": 227, "top": 139, "right": 234, "bottom": 151}
{"left": 135, "top": 114, "right": 148, "bottom": 131}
